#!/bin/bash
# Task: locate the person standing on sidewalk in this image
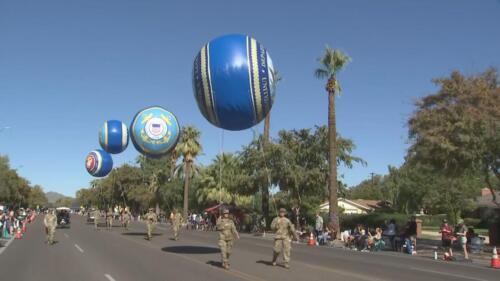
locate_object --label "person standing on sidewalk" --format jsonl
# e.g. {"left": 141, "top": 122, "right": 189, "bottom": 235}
{"left": 439, "top": 219, "right": 454, "bottom": 257}
{"left": 271, "top": 208, "right": 298, "bottom": 269}
{"left": 455, "top": 219, "right": 469, "bottom": 260}
{"left": 314, "top": 212, "right": 323, "bottom": 245}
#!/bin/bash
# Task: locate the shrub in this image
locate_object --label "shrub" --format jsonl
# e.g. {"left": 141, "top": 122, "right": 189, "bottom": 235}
{"left": 340, "top": 213, "right": 409, "bottom": 232}
{"left": 464, "top": 218, "right": 481, "bottom": 228}
{"left": 418, "top": 214, "right": 448, "bottom": 227}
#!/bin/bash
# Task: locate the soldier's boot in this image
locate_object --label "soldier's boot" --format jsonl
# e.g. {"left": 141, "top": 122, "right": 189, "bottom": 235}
{"left": 284, "top": 263, "right": 290, "bottom": 269}
{"left": 272, "top": 252, "right": 278, "bottom": 266}
{"left": 223, "top": 262, "right": 229, "bottom": 270}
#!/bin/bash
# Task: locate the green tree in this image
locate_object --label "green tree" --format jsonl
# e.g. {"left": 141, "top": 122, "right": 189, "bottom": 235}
{"left": 314, "top": 46, "right": 351, "bottom": 236}
{"left": 27, "top": 185, "right": 48, "bottom": 208}
{"left": 138, "top": 155, "right": 176, "bottom": 214}
{"left": 175, "top": 126, "right": 202, "bottom": 218}
{"left": 408, "top": 69, "right": 500, "bottom": 201}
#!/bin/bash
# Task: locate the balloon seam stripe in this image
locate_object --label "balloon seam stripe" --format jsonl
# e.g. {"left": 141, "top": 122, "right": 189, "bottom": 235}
{"left": 247, "top": 36, "right": 258, "bottom": 124}
{"left": 206, "top": 43, "right": 219, "bottom": 126}
{"left": 250, "top": 37, "right": 262, "bottom": 123}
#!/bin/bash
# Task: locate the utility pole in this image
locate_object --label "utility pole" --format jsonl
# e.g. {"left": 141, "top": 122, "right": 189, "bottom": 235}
{"left": 370, "top": 172, "right": 375, "bottom": 188}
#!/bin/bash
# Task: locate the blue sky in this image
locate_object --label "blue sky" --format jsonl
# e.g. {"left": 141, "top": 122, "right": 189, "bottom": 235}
{"left": 1, "top": 0, "right": 499, "bottom": 197}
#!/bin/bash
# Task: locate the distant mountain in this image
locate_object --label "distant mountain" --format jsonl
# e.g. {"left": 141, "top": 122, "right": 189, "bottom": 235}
{"left": 45, "top": 191, "right": 66, "bottom": 203}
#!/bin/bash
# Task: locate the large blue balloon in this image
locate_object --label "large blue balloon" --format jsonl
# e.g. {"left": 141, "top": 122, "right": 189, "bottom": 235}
{"left": 85, "top": 149, "right": 113, "bottom": 177}
{"left": 130, "top": 106, "right": 180, "bottom": 158}
{"left": 99, "top": 120, "right": 129, "bottom": 154}
{"left": 193, "top": 34, "right": 277, "bottom": 131}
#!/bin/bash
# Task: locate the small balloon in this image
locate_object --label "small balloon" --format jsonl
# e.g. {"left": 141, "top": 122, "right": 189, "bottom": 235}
{"left": 192, "top": 34, "right": 276, "bottom": 131}
{"left": 99, "top": 120, "right": 129, "bottom": 154}
{"left": 85, "top": 149, "right": 113, "bottom": 177}
{"left": 130, "top": 106, "right": 180, "bottom": 158}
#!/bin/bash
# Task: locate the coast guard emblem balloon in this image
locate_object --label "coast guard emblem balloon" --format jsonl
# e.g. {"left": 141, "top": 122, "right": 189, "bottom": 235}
{"left": 192, "top": 34, "right": 277, "bottom": 131}
{"left": 99, "top": 120, "right": 129, "bottom": 154}
{"left": 130, "top": 106, "right": 180, "bottom": 158}
{"left": 85, "top": 149, "right": 113, "bottom": 177}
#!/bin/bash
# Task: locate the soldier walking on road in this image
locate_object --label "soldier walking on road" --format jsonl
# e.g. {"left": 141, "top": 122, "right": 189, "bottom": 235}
{"left": 171, "top": 209, "right": 183, "bottom": 241}
{"left": 271, "top": 208, "right": 298, "bottom": 269}
{"left": 106, "top": 208, "right": 113, "bottom": 230}
{"left": 93, "top": 208, "right": 100, "bottom": 230}
{"left": 145, "top": 208, "right": 158, "bottom": 241}
{"left": 216, "top": 208, "right": 239, "bottom": 270}
{"left": 122, "top": 208, "right": 131, "bottom": 230}
{"left": 44, "top": 209, "right": 57, "bottom": 245}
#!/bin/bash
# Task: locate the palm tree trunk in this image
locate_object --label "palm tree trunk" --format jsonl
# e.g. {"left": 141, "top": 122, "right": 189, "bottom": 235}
{"left": 328, "top": 84, "right": 340, "bottom": 239}
{"left": 183, "top": 160, "right": 191, "bottom": 219}
{"left": 263, "top": 113, "right": 270, "bottom": 142}
{"left": 262, "top": 112, "right": 271, "bottom": 227}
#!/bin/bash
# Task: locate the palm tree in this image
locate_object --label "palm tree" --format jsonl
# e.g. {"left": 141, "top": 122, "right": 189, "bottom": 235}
{"left": 314, "top": 46, "right": 351, "bottom": 237}
{"left": 175, "top": 126, "right": 202, "bottom": 218}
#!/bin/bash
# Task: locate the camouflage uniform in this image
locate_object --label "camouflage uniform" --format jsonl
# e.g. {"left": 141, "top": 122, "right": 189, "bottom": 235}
{"left": 122, "top": 210, "right": 131, "bottom": 230}
{"left": 106, "top": 209, "right": 113, "bottom": 230}
{"left": 93, "top": 209, "right": 100, "bottom": 230}
{"left": 216, "top": 209, "right": 239, "bottom": 269}
{"left": 44, "top": 210, "right": 57, "bottom": 244}
{"left": 171, "top": 211, "right": 182, "bottom": 240}
{"left": 145, "top": 209, "right": 158, "bottom": 240}
{"left": 271, "top": 208, "right": 297, "bottom": 268}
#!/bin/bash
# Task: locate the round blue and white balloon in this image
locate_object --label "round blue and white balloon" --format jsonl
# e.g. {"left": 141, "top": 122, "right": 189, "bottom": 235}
{"left": 99, "top": 120, "right": 129, "bottom": 154}
{"left": 130, "top": 106, "right": 180, "bottom": 158}
{"left": 85, "top": 149, "right": 113, "bottom": 177}
{"left": 192, "top": 34, "right": 277, "bottom": 131}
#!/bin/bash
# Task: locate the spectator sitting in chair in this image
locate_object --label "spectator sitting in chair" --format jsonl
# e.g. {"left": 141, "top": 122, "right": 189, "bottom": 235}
{"left": 368, "top": 227, "right": 385, "bottom": 251}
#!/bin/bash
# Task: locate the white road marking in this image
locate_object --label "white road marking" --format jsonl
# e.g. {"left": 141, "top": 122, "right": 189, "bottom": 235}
{"left": 64, "top": 233, "right": 69, "bottom": 238}
{"left": 74, "top": 244, "right": 84, "bottom": 253}
{"left": 104, "top": 274, "right": 116, "bottom": 281}
{"left": 0, "top": 238, "right": 14, "bottom": 256}
{"left": 410, "top": 267, "right": 490, "bottom": 281}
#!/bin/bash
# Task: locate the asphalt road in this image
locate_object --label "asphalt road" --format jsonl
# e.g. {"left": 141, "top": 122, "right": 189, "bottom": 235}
{"left": 0, "top": 215, "right": 498, "bottom": 281}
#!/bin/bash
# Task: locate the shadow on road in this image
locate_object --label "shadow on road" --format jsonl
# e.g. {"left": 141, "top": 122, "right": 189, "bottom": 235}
{"left": 122, "top": 232, "right": 163, "bottom": 237}
{"left": 162, "top": 246, "right": 220, "bottom": 254}
{"left": 256, "top": 260, "right": 274, "bottom": 266}
{"left": 206, "top": 261, "right": 223, "bottom": 268}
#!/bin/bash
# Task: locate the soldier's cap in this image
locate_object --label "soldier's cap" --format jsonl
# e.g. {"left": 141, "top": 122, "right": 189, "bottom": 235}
{"left": 149, "top": 208, "right": 154, "bottom": 211}
{"left": 222, "top": 208, "right": 229, "bottom": 214}
{"left": 279, "top": 208, "right": 286, "bottom": 213}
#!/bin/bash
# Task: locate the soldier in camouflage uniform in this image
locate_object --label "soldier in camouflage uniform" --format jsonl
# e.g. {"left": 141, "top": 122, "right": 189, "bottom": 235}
{"left": 271, "top": 208, "right": 298, "bottom": 269}
{"left": 106, "top": 208, "right": 113, "bottom": 230}
{"left": 43, "top": 209, "right": 57, "bottom": 245}
{"left": 145, "top": 208, "right": 158, "bottom": 241}
{"left": 171, "top": 209, "right": 183, "bottom": 241}
{"left": 122, "top": 207, "right": 131, "bottom": 230}
{"left": 216, "top": 208, "right": 239, "bottom": 270}
{"left": 93, "top": 208, "right": 100, "bottom": 230}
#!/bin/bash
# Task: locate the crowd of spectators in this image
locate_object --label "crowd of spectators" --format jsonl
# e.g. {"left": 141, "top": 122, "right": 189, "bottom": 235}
{"left": 0, "top": 206, "right": 33, "bottom": 240}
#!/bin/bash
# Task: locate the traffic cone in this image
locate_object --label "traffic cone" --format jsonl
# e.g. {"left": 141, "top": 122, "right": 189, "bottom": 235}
{"left": 491, "top": 247, "right": 500, "bottom": 269}
{"left": 15, "top": 228, "right": 22, "bottom": 239}
{"left": 308, "top": 232, "right": 315, "bottom": 246}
